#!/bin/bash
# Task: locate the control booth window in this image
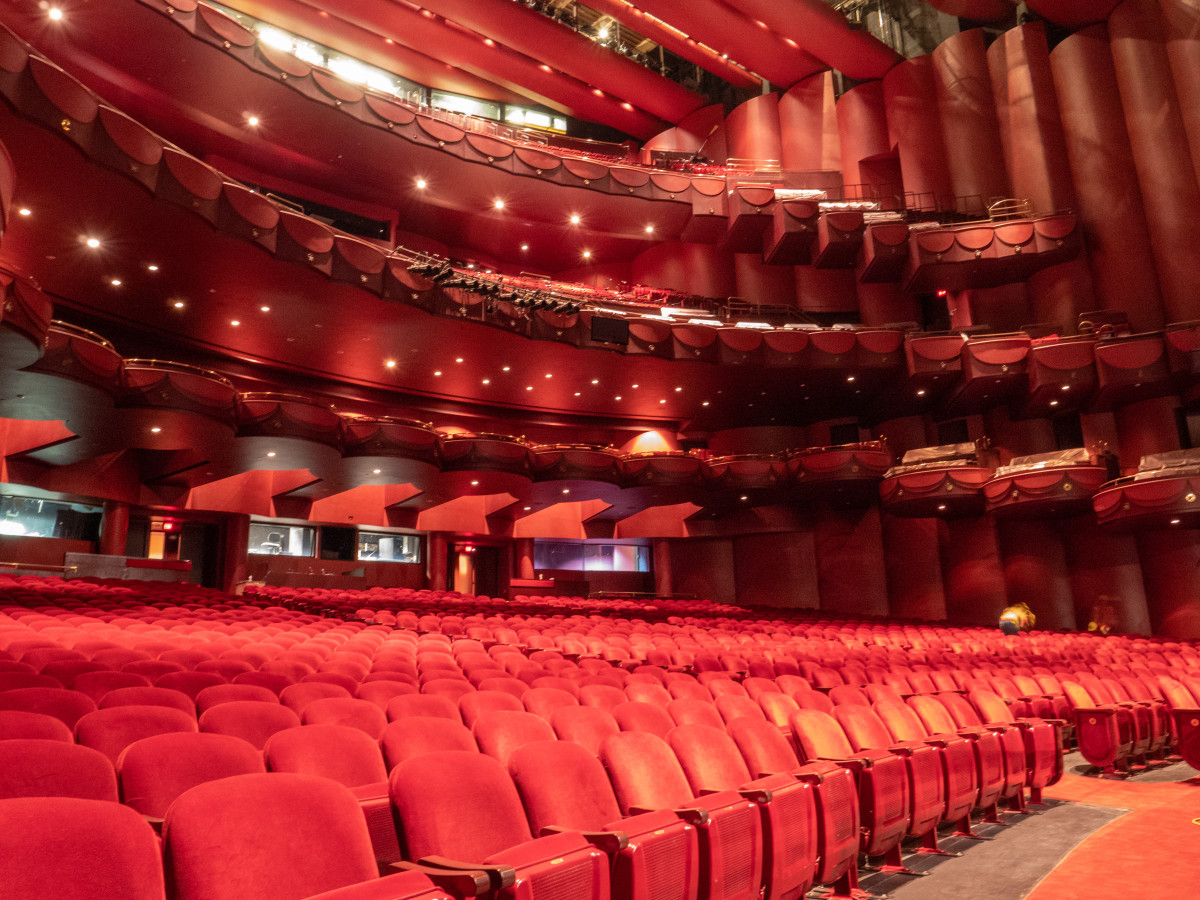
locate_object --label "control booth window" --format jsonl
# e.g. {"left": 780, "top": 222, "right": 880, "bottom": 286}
{"left": 357, "top": 531, "right": 421, "bottom": 563}
{"left": 248, "top": 522, "right": 315, "bottom": 557}
{"left": 533, "top": 541, "right": 650, "bottom": 572}
{"left": 0, "top": 494, "right": 102, "bottom": 541}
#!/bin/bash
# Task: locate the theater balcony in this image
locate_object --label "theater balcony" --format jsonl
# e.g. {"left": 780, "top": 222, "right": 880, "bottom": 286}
{"left": 984, "top": 449, "right": 1107, "bottom": 518}
{"left": 879, "top": 442, "right": 991, "bottom": 518}
{"left": 1093, "top": 451, "right": 1200, "bottom": 531}
{"left": 786, "top": 441, "right": 893, "bottom": 507}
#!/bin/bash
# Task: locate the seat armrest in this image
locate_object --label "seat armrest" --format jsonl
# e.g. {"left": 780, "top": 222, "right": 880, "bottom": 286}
{"left": 390, "top": 861, "right": 497, "bottom": 896}
{"left": 414, "top": 855, "right": 517, "bottom": 892}
{"left": 539, "top": 825, "right": 628, "bottom": 855}
{"left": 141, "top": 815, "right": 164, "bottom": 835}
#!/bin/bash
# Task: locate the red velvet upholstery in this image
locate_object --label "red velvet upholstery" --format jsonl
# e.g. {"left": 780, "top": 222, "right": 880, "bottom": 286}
{"left": 908, "top": 694, "right": 1004, "bottom": 815}
{"left": 280, "top": 682, "right": 352, "bottom": 715}
{"left": 391, "top": 751, "right": 610, "bottom": 900}
{"left": 118, "top": 731, "right": 264, "bottom": 817}
{"left": 0, "top": 797, "right": 166, "bottom": 899}
{"left": 0, "top": 739, "right": 118, "bottom": 801}
{"left": 75, "top": 705, "right": 198, "bottom": 765}
{"left": 301, "top": 698, "right": 388, "bottom": 738}
{"left": 510, "top": 739, "right": 700, "bottom": 900}
{"left": 459, "top": 689, "right": 524, "bottom": 727}
{"left": 98, "top": 686, "right": 196, "bottom": 717}
{"left": 522, "top": 686, "right": 580, "bottom": 720}
{"left": 386, "top": 694, "right": 462, "bottom": 722}
{"left": 937, "top": 691, "right": 1027, "bottom": 804}
{"left": 612, "top": 701, "right": 676, "bottom": 738}
{"left": 667, "top": 698, "right": 726, "bottom": 729}
{"left": 69, "top": 671, "right": 153, "bottom": 702}
{"left": 198, "top": 700, "right": 301, "bottom": 749}
{"left": 0, "top": 707, "right": 74, "bottom": 741}
{"left": 550, "top": 705, "right": 620, "bottom": 756}
{"left": 625, "top": 682, "right": 673, "bottom": 706}
{"left": 154, "top": 671, "right": 227, "bottom": 699}
{"left": 968, "top": 688, "right": 1062, "bottom": 796}
{"left": 195, "top": 683, "right": 279, "bottom": 713}
{"left": 0, "top": 686, "right": 96, "bottom": 728}
{"left": 304, "top": 869, "right": 452, "bottom": 899}
{"left": 473, "top": 709, "right": 556, "bottom": 767}
{"left": 380, "top": 717, "right": 477, "bottom": 769}
{"left": 163, "top": 772, "right": 382, "bottom": 900}
{"left": 601, "top": 730, "right": 764, "bottom": 900}
{"left": 579, "top": 684, "right": 626, "bottom": 712}
{"left": 714, "top": 694, "right": 766, "bottom": 724}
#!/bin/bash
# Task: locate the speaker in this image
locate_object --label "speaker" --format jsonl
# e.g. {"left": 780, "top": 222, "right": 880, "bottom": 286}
{"left": 590, "top": 315, "right": 630, "bottom": 345}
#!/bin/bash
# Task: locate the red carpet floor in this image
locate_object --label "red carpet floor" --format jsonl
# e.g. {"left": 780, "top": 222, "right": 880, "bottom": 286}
{"left": 1027, "top": 772, "right": 1200, "bottom": 900}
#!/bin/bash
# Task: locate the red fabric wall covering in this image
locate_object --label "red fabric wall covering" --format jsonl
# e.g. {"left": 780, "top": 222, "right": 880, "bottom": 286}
{"left": 883, "top": 57, "right": 954, "bottom": 208}
{"left": 932, "top": 30, "right": 1011, "bottom": 213}
{"left": 1159, "top": 0, "right": 1200, "bottom": 193}
{"left": 997, "top": 519, "right": 1075, "bottom": 630}
{"left": 1108, "top": 0, "right": 1200, "bottom": 324}
{"left": 1024, "top": 0, "right": 1121, "bottom": 27}
{"left": 734, "top": 253, "right": 798, "bottom": 308}
{"left": 882, "top": 514, "right": 947, "bottom": 620}
{"left": 835, "top": 82, "right": 891, "bottom": 194}
{"left": 1026, "top": 260, "right": 1096, "bottom": 337}
{"left": 813, "top": 505, "right": 889, "bottom": 617}
{"left": 732, "top": 531, "right": 820, "bottom": 609}
{"left": 1137, "top": 528, "right": 1200, "bottom": 640}
{"left": 1113, "top": 396, "right": 1180, "bottom": 466}
{"left": 724, "top": 94, "right": 783, "bottom": 165}
{"left": 631, "top": 242, "right": 737, "bottom": 297}
{"left": 939, "top": 517, "right": 1009, "bottom": 627}
{"left": 1051, "top": 26, "right": 1164, "bottom": 329}
{"left": 668, "top": 538, "right": 737, "bottom": 604}
{"left": 1063, "top": 518, "right": 1152, "bottom": 634}
{"left": 778, "top": 74, "right": 841, "bottom": 173}
{"left": 855, "top": 282, "right": 920, "bottom": 328}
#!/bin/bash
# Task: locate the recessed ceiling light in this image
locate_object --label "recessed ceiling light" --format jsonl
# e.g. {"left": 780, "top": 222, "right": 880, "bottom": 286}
{"left": 740, "top": 495, "right": 749, "bottom": 501}
{"left": 523, "top": 506, "right": 532, "bottom": 511}
{"left": 591, "top": 379, "right": 599, "bottom": 385}
{"left": 622, "top": 102, "right": 633, "bottom": 110}
{"left": 150, "top": 427, "right": 162, "bottom": 433}
{"left": 569, "top": 214, "right": 581, "bottom": 225}
{"left": 266, "top": 451, "right": 276, "bottom": 458}
{"left": 470, "top": 480, "right": 479, "bottom": 486}
{"left": 562, "top": 488, "right": 570, "bottom": 494}
{"left": 110, "top": 279, "right": 121, "bottom": 286}
{"left": 582, "top": 250, "right": 592, "bottom": 259}
{"left": 147, "top": 264, "right": 158, "bottom": 271}
{"left": 1061, "top": 385, "right": 1071, "bottom": 391}
{"left": 592, "top": 88, "right": 603, "bottom": 97}
{"left": 645, "top": 224, "right": 654, "bottom": 233}
{"left": 18, "top": 208, "right": 30, "bottom": 216}
{"left": 702, "top": 401, "right": 710, "bottom": 406}
{"left": 659, "top": 399, "right": 666, "bottom": 404}
{"left": 493, "top": 199, "right": 505, "bottom": 209}
{"left": 573, "top": 392, "right": 581, "bottom": 397}
{"left": 502, "top": 366, "right": 511, "bottom": 372}
{"left": 415, "top": 178, "right": 427, "bottom": 190}
{"left": 1171, "top": 518, "right": 1182, "bottom": 525}
{"left": 433, "top": 370, "right": 442, "bottom": 376}
{"left": 526, "top": 386, "right": 533, "bottom": 391}
{"left": 614, "top": 395, "right": 622, "bottom": 400}
{"left": 632, "top": 384, "right": 639, "bottom": 389}
{"left": 846, "top": 375, "right": 856, "bottom": 382}
{"left": 230, "top": 320, "right": 240, "bottom": 326}
{"left": 674, "top": 386, "right": 682, "bottom": 392}
{"left": 385, "top": 360, "right": 396, "bottom": 368}
{"left": 455, "top": 357, "right": 464, "bottom": 363}
{"left": 85, "top": 237, "right": 100, "bottom": 248}
{"left": 482, "top": 378, "right": 490, "bottom": 385}
{"left": 173, "top": 301, "right": 185, "bottom": 309}
{"left": 246, "top": 115, "right": 260, "bottom": 127}
{"left": 916, "top": 389, "right": 926, "bottom": 396}
{"left": 520, "top": 243, "right": 529, "bottom": 251}
{"left": 373, "top": 468, "right": 382, "bottom": 474}
{"left": 48, "top": 8, "right": 63, "bottom": 21}
{"left": 937, "top": 504, "right": 947, "bottom": 511}
{"left": 545, "top": 373, "right": 552, "bottom": 378}
{"left": 260, "top": 306, "right": 270, "bottom": 312}
{"left": 1050, "top": 400, "right": 1059, "bottom": 406}
{"left": 540, "top": 64, "right": 552, "bottom": 72}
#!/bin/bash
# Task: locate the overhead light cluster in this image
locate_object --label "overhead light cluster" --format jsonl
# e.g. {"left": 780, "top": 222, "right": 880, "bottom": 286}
{"left": 407, "top": 261, "right": 582, "bottom": 314}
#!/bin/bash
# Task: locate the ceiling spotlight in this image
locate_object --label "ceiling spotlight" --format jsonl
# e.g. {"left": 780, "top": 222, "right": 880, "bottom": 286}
{"left": 562, "top": 488, "right": 571, "bottom": 494}
{"left": 502, "top": 366, "right": 511, "bottom": 372}
{"left": 493, "top": 199, "right": 505, "bottom": 210}
{"left": 455, "top": 357, "right": 464, "bottom": 363}
{"left": 1049, "top": 400, "right": 1059, "bottom": 406}
{"left": 470, "top": 480, "right": 480, "bottom": 486}
{"left": 916, "top": 389, "right": 926, "bottom": 397}
{"left": 740, "top": 495, "right": 749, "bottom": 501}
{"left": 433, "top": 370, "right": 442, "bottom": 376}
{"left": 266, "top": 451, "right": 276, "bottom": 458}
{"left": 614, "top": 395, "right": 622, "bottom": 401}
{"left": 373, "top": 468, "right": 382, "bottom": 474}
{"left": 523, "top": 506, "right": 532, "bottom": 511}
{"left": 1171, "top": 518, "right": 1182, "bottom": 525}
{"left": 937, "top": 504, "right": 947, "bottom": 511}
{"left": 702, "top": 401, "right": 710, "bottom": 406}
{"left": 569, "top": 214, "right": 581, "bottom": 225}
{"left": 147, "top": 264, "right": 158, "bottom": 271}
{"left": 230, "top": 320, "right": 240, "bottom": 326}
{"left": 544, "top": 373, "right": 552, "bottom": 378}
{"left": 246, "top": 115, "right": 260, "bottom": 127}
{"left": 520, "top": 243, "right": 529, "bottom": 251}
{"left": 385, "top": 360, "right": 396, "bottom": 368}
{"left": 645, "top": 224, "right": 654, "bottom": 233}
{"left": 526, "top": 385, "right": 533, "bottom": 391}
{"left": 48, "top": 7, "right": 63, "bottom": 21}
{"left": 674, "top": 386, "right": 682, "bottom": 392}
{"left": 18, "top": 208, "right": 30, "bottom": 216}
{"left": 415, "top": 178, "right": 427, "bottom": 190}
{"left": 172, "top": 301, "right": 185, "bottom": 309}
{"left": 150, "top": 427, "right": 162, "bottom": 434}
{"left": 582, "top": 250, "right": 592, "bottom": 259}
{"left": 85, "top": 237, "right": 100, "bottom": 248}
{"left": 110, "top": 279, "right": 121, "bottom": 286}
{"left": 260, "top": 305, "right": 270, "bottom": 312}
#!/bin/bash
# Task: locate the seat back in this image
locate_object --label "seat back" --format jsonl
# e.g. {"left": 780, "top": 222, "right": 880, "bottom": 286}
{"left": 0, "top": 686, "right": 96, "bottom": 728}
{"left": 279, "top": 682, "right": 352, "bottom": 715}
{"left": 195, "top": 684, "right": 278, "bottom": 714}
{"left": 163, "top": 773, "right": 380, "bottom": 900}
{"left": 0, "top": 797, "right": 165, "bottom": 899}
{"left": 98, "top": 686, "right": 196, "bottom": 717}
{"left": 613, "top": 700, "right": 675, "bottom": 738}
{"left": 550, "top": 705, "right": 620, "bottom": 756}
{"left": 198, "top": 701, "right": 300, "bottom": 750}
{"left": 265, "top": 724, "right": 387, "bottom": 788}
{"left": 667, "top": 698, "right": 725, "bottom": 729}
{"left": 386, "top": 694, "right": 461, "bottom": 723}
{"left": 788, "top": 708, "right": 856, "bottom": 761}
{"left": 600, "top": 731, "right": 696, "bottom": 813}
{"left": 381, "top": 717, "right": 477, "bottom": 769}
{"left": 301, "top": 698, "right": 387, "bottom": 738}
{"left": 458, "top": 689, "right": 523, "bottom": 727}
{"left": 75, "top": 705, "right": 198, "bottom": 765}
{"left": 509, "top": 739, "right": 624, "bottom": 830}
{"left": 119, "top": 732, "right": 264, "bottom": 817}
{"left": 0, "top": 739, "right": 118, "bottom": 801}
{"left": 473, "top": 710, "right": 556, "bottom": 767}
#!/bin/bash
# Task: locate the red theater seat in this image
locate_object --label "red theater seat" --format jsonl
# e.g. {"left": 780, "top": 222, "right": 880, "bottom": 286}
{"left": 0, "top": 797, "right": 166, "bottom": 899}
{"left": 381, "top": 717, "right": 477, "bottom": 769}
{"left": 0, "top": 709, "right": 74, "bottom": 741}
{"left": 550, "top": 705, "right": 620, "bottom": 756}
{"left": 195, "top": 683, "right": 279, "bottom": 713}
{"left": 198, "top": 700, "right": 300, "bottom": 749}
{"left": 0, "top": 739, "right": 118, "bottom": 801}
{"left": 99, "top": 686, "right": 196, "bottom": 717}
{"left": 302, "top": 698, "right": 388, "bottom": 738}
{"left": 391, "top": 751, "right": 610, "bottom": 900}
{"left": 473, "top": 710, "right": 556, "bottom": 767}
{"left": 118, "top": 731, "right": 264, "bottom": 820}
{"left": 0, "top": 686, "right": 97, "bottom": 729}
{"left": 75, "top": 705, "right": 199, "bottom": 765}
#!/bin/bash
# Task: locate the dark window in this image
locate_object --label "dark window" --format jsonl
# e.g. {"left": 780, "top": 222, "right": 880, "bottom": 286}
{"left": 828, "top": 422, "right": 860, "bottom": 446}
{"left": 937, "top": 418, "right": 970, "bottom": 445}
{"left": 1052, "top": 413, "right": 1084, "bottom": 451}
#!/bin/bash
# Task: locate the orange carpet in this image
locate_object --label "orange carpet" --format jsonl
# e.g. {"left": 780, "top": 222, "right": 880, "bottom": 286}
{"left": 1026, "top": 773, "right": 1200, "bottom": 900}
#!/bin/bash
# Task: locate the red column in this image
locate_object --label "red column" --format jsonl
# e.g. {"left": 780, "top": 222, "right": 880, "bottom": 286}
{"left": 220, "top": 514, "right": 250, "bottom": 593}
{"left": 427, "top": 532, "right": 448, "bottom": 592}
{"left": 1158, "top": 0, "right": 1200, "bottom": 205}
{"left": 1137, "top": 528, "right": 1200, "bottom": 639}
{"left": 1109, "top": 0, "right": 1200, "bottom": 323}
{"left": 1113, "top": 396, "right": 1181, "bottom": 466}
{"left": 997, "top": 519, "right": 1076, "bottom": 631}
{"left": 515, "top": 538, "right": 535, "bottom": 580}
{"left": 883, "top": 514, "right": 946, "bottom": 620}
{"left": 1064, "top": 518, "right": 1151, "bottom": 634}
{"left": 1049, "top": 25, "right": 1164, "bottom": 329}
{"left": 779, "top": 73, "right": 841, "bottom": 172}
{"left": 883, "top": 56, "right": 954, "bottom": 208}
{"left": 99, "top": 501, "right": 130, "bottom": 557}
{"left": 856, "top": 282, "right": 920, "bottom": 328}
{"left": 939, "top": 517, "right": 1009, "bottom": 627}
{"left": 836, "top": 81, "right": 891, "bottom": 195}
{"left": 932, "top": 30, "right": 1010, "bottom": 213}
{"left": 653, "top": 539, "right": 673, "bottom": 596}
{"left": 813, "top": 505, "right": 889, "bottom": 617}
